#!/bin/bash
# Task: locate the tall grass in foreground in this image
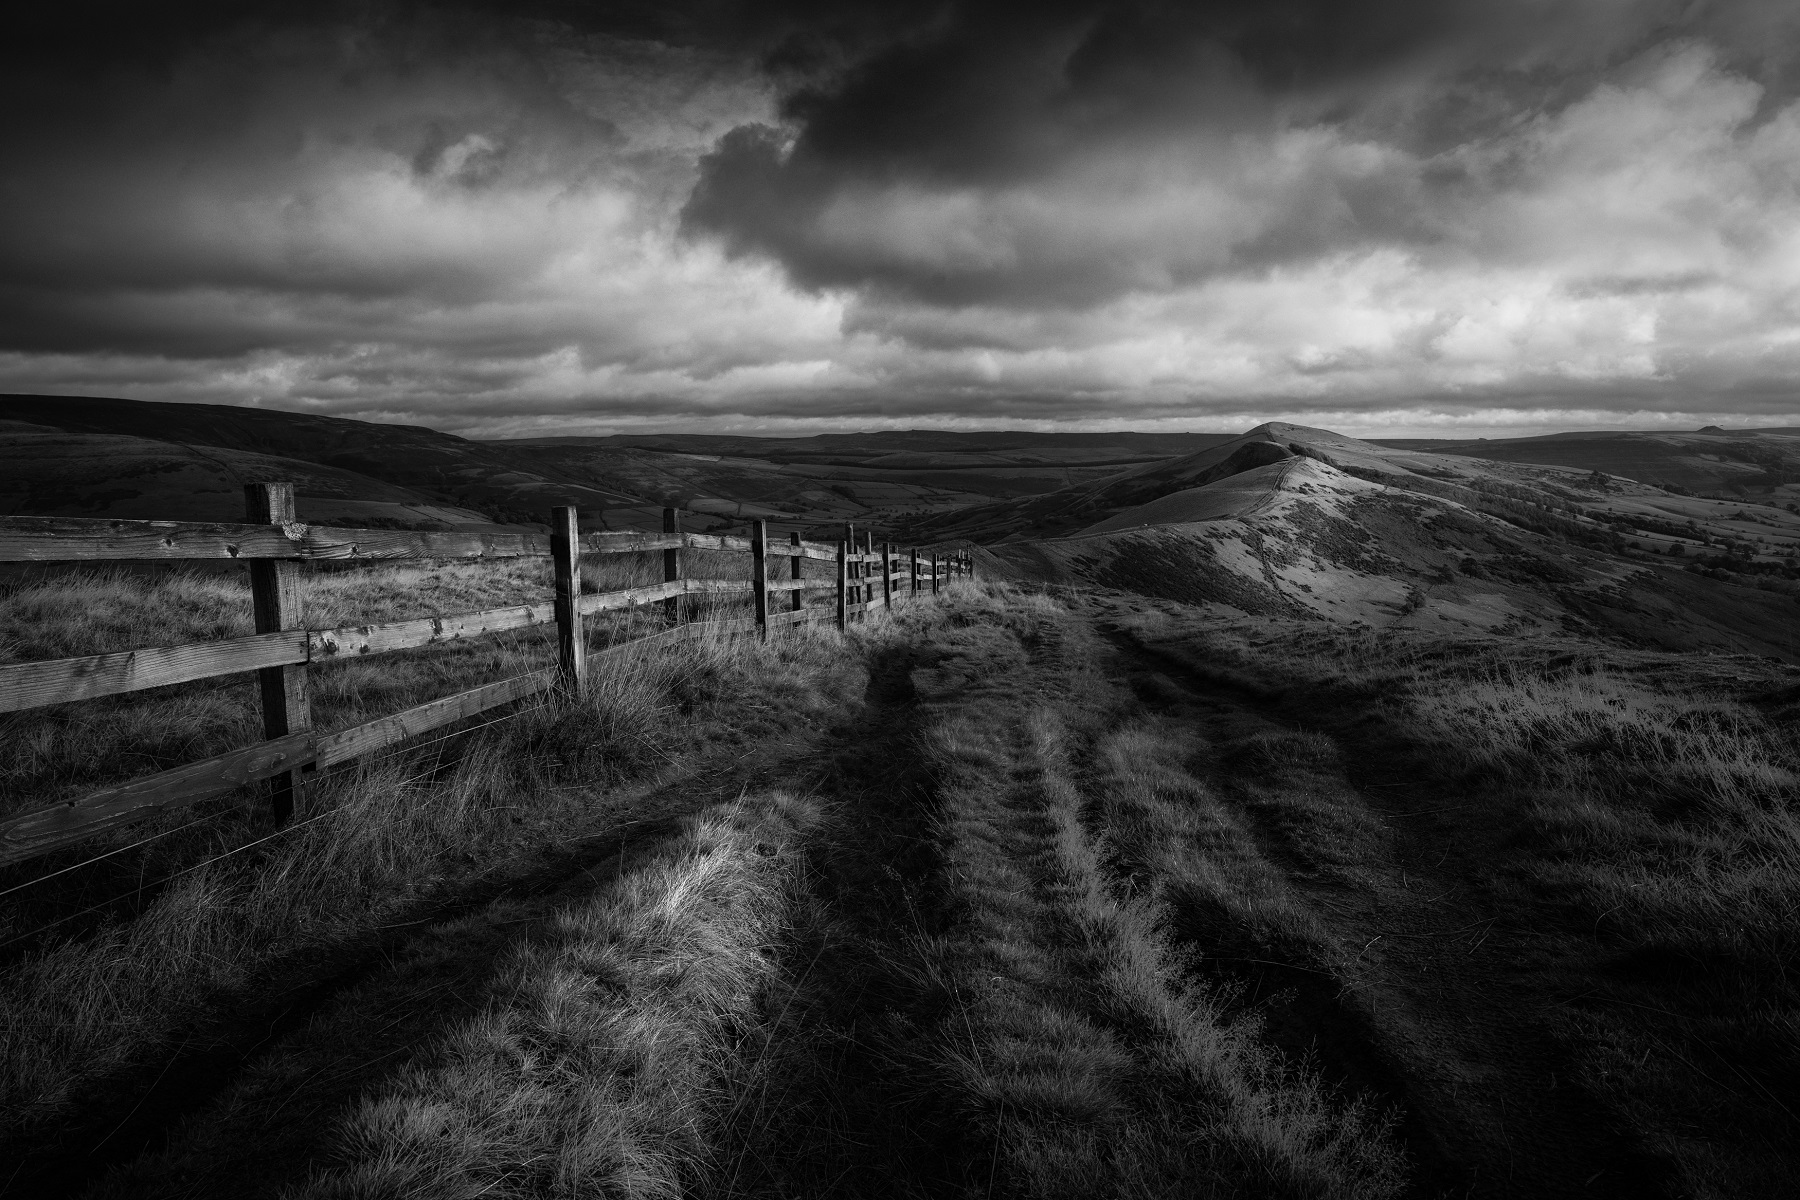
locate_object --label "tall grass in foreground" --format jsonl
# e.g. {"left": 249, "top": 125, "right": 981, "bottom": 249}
{"left": 0, "top": 608, "right": 861, "bottom": 1142}
{"left": 290, "top": 791, "right": 822, "bottom": 1200}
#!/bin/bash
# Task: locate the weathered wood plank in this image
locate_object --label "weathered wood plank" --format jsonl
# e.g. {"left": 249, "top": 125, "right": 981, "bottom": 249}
{"left": 582, "top": 531, "right": 681, "bottom": 555}
{"left": 282, "top": 612, "right": 719, "bottom": 774}
{"left": 752, "top": 521, "right": 770, "bottom": 642}
{"left": 681, "top": 532, "right": 846, "bottom": 563}
{"left": 788, "top": 532, "right": 804, "bottom": 614}
{"left": 0, "top": 515, "right": 558, "bottom": 562}
{"left": 837, "top": 528, "right": 850, "bottom": 632}
{"left": 684, "top": 578, "right": 756, "bottom": 595}
{"left": 552, "top": 507, "right": 585, "bottom": 698}
{"left": 314, "top": 668, "right": 554, "bottom": 770}
{"left": 580, "top": 578, "right": 688, "bottom": 616}
{"left": 0, "top": 632, "right": 307, "bottom": 714}
{"left": 246, "top": 484, "right": 310, "bottom": 825}
{"left": 761, "top": 538, "right": 839, "bottom": 563}
{"left": 662, "top": 508, "right": 682, "bottom": 624}
{"left": 0, "top": 512, "right": 911, "bottom": 567}
{"left": 682, "top": 533, "right": 753, "bottom": 554}
{"left": 311, "top": 605, "right": 552, "bottom": 659}
{"left": 0, "top": 732, "right": 317, "bottom": 867}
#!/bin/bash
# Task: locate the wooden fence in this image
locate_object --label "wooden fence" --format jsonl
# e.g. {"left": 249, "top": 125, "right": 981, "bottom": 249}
{"left": 0, "top": 484, "right": 972, "bottom": 868}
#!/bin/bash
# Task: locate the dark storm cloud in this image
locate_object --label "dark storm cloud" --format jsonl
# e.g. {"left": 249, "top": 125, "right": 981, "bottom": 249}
{"left": 681, "top": 0, "right": 1800, "bottom": 308}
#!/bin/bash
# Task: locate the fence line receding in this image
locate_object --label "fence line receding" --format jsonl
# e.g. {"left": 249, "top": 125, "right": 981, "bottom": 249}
{"left": 0, "top": 486, "right": 973, "bottom": 868}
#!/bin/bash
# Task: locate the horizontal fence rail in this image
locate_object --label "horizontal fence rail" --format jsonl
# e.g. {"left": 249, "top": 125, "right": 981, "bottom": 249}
{"left": 0, "top": 516, "right": 868, "bottom": 565}
{"left": 0, "top": 494, "right": 974, "bottom": 868}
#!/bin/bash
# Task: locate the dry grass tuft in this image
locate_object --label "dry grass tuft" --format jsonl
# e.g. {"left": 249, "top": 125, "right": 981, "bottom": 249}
{"left": 289, "top": 791, "right": 822, "bottom": 1200}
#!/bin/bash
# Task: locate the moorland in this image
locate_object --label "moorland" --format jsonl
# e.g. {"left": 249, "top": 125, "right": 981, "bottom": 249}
{"left": 1, "top": 395, "right": 1798, "bottom": 1199}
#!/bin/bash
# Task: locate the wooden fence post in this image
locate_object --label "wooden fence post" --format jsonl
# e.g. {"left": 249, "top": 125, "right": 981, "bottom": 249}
{"left": 552, "top": 505, "right": 585, "bottom": 698}
{"left": 865, "top": 534, "right": 874, "bottom": 615}
{"left": 752, "top": 519, "right": 769, "bottom": 642}
{"left": 911, "top": 547, "right": 920, "bottom": 597}
{"left": 662, "top": 507, "right": 682, "bottom": 625}
{"left": 883, "top": 540, "right": 893, "bottom": 610}
{"left": 931, "top": 550, "right": 940, "bottom": 595}
{"left": 790, "top": 531, "right": 803, "bottom": 614}
{"left": 836, "top": 532, "right": 849, "bottom": 631}
{"left": 245, "top": 483, "right": 311, "bottom": 826}
{"left": 842, "top": 523, "right": 855, "bottom": 624}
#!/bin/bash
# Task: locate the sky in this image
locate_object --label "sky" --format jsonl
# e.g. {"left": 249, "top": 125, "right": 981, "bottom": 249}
{"left": 3, "top": 0, "right": 1800, "bottom": 440}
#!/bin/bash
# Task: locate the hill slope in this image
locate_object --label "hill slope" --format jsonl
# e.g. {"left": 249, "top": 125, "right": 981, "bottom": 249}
{"left": 0, "top": 395, "right": 644, "bottom": 527}
{"left": 965, "top": 424, "right": 1800, "bottom": 661}
{"left": 0, "top": 395, "right": 1232, "bottom": 532}
{"left": 1375, "top": 428, "right": 1800, "bottom": 501}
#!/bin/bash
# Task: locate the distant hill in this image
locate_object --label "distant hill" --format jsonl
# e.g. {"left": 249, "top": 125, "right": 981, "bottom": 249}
{"left": 955, "top": 423, "right": 1800, "bottom": 661}
{"left": 0, "top": 394, "right": 645, "bottom": 528}
{"left": 0, "top": 416, "right": 497, "bottom": 528}
{"left": 1372, "top": 429, "right": 1800, "bottom": 500}
{"left": 0, "top": 395, "right": 1229, "bottom": 534}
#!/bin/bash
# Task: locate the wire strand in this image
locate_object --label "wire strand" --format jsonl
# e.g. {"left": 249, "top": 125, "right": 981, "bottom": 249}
{"left": 2, "top": 690, "right": 554, "bottom": 945}
{"left": 0, "top": 808, "right": 231, "bottom": 903}
{"left": 0, "top": 805, "right": 340, "bottom": 953}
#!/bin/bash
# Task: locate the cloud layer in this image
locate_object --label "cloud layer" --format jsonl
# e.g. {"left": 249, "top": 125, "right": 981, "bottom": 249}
{"left": 3, "top": 0, "right": 1799, "bottom": 437}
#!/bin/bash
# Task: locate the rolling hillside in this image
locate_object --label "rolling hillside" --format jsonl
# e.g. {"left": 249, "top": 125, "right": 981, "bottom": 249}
{"left": 0, "top": 395, "right": 1228, "bottom": 534}
{"left": 1376, "top": 428, "right": 1800, "bottom": 500}
{"left": 954, "top": 423, "right": 1800, "bottom": 662}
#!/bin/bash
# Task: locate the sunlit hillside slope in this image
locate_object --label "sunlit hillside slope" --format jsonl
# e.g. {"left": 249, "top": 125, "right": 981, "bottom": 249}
{"left": 956, "top": 423, "right": 1800, "bottom": 661}
{"left": 1378, "top": 427, "right": 1800, "bottom": 501}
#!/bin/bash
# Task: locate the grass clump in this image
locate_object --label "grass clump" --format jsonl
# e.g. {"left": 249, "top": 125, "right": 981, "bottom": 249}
{"left": 290, "top": 791, "right": 822, "bottom": 1200}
